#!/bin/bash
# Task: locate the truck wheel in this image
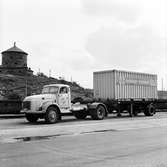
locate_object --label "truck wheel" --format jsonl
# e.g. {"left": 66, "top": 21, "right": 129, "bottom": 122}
{"left": 45, "top": 107, "right": 59, "bottom": 124}
{"left": 26, "top": 114, "right": 39, "bottom": 123}
{"left": 91, "top": 105, "right": 106, "bottom": 120}
{"left": 144, "top": 104, "right": 155, "bottom": 116}
{"left": 73, "top": 111, "right": 87, "bottom": 120}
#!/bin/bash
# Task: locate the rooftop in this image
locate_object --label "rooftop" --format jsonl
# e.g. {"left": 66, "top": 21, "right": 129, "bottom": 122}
{"left": 43, "top": 84, "right": 70, "bottom": 88}
{"left": 1, "top": 42, "right": 28, "bottom": 55}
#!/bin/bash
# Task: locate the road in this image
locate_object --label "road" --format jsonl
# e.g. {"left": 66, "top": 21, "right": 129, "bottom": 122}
{"left": 0, "top": 112, "right": 167, "bottom": 167}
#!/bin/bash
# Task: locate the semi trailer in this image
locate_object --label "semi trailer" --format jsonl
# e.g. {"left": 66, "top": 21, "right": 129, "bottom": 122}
{"left": 21, "top": 69, "right": 158, "bottom": 123}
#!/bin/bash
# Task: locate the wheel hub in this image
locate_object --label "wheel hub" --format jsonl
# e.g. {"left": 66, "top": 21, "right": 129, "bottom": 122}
{"left": 98, "top": 108, "right": 104, "bottom": 117}
{"left": 49, "top": 111, "right": 56, "bottom": 120}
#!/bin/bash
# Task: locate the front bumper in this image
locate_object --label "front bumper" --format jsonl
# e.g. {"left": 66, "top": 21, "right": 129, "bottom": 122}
{"left": 20, "top": 108, "right": 46, "bottom": 114}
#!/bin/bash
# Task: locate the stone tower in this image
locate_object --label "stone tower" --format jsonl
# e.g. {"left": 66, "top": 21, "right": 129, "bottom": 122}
{"left": 0, "top": 43, "right": 33, "bottom": 75}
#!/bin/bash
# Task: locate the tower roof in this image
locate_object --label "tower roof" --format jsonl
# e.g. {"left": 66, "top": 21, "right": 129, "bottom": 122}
{"left": 1, "top": 42, "right": 28, "bottom": 55}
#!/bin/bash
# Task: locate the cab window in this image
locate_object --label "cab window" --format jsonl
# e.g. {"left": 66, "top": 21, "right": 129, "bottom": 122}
{"left": 59, "top": 87, "right": 68, "bottom": 94}
{"left": 42, "top": 86, "right": 59, "bottom": 94}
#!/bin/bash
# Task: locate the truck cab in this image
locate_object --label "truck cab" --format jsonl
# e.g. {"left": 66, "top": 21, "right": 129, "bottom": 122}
{"left": 21, "top": 84, "right": 107, "bottom": 124}
{"left": 22, "top": 84, "right": 72, "bottom": 123}
{"left": 42, "top": 84, "right": 72, "bottom": 111}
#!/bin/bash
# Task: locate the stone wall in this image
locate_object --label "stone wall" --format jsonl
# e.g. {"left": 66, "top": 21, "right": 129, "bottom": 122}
{"left": 2, "top": 52, "right": 27, "bottom": 68}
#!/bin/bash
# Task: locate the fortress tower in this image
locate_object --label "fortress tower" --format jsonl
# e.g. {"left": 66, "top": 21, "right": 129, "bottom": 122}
{"left": 0, "top": 43, "right": 33, "bottom": 75}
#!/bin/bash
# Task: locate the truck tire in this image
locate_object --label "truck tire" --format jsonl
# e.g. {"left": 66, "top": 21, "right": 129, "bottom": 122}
{"left": 90, "top": 105, "right": 106, "bottom": 120}
{"left": 26, "top": 114, "right": 39, "bottom": 123}
{"left": 45, "top": 107, "right": 59, "bottom": 124}
{"left": 144, "top": 104, "right": 155, "bottom": 116}
{"left": 73, "top": 111, "right": 87, "bottom": 120}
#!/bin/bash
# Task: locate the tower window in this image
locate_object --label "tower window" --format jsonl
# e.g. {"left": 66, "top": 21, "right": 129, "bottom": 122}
{"left": 19, "top": 55, "right": 23, "bottom": 59}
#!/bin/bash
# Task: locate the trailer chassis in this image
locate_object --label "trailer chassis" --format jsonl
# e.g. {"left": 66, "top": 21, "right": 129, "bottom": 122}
{"left": 96, "top": 99, "right": 156, "bottom": 117}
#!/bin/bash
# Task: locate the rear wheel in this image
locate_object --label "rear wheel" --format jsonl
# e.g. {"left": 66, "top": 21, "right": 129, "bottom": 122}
{"left": 90, "top": 105, "right": 106, "bottom": 120}
{"left": 73, "top": 111, "right": 87, "bottom": 119}
{"left": 144, "top": 104, "right": 155, "bottom": 116}
{"left": 26, "top": 114, "right": 39, "bottom": 123}
{"left": 45, "top": 107, "right": 59, "bottom": 124}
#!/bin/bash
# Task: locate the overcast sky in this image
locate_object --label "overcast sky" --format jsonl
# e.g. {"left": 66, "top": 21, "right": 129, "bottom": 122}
{"left": 1, "top": 0, "right": 167, "bottom": 89}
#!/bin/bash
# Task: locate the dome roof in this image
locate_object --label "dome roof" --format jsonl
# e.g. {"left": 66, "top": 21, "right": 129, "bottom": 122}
{"left": 1, "top": 42, "right": 28, "bottom": 55}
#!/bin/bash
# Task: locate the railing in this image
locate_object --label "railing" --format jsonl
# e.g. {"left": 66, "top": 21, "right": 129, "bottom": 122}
{"left": 0, "top": 100, "right": 22, "bottom": 114}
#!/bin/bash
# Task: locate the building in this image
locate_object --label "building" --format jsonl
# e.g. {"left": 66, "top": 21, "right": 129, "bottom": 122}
{"left": 158, "top": 91, "right": 167, "bottom": 99}
{"left": 0, "top": 43, "right": 33, "bottom": 76}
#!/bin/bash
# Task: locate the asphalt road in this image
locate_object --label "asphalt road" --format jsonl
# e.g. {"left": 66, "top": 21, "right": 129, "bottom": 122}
{"left": 0, "top": 112, "right": 167, "bottom": 167}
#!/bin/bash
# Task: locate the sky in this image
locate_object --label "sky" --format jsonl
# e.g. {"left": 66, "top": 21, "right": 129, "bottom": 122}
{"left": 0, "top": 0, "right": 167, "bottom": 89}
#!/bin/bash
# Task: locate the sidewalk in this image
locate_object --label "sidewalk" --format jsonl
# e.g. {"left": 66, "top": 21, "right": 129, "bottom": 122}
{"left": 0, "top": 114, "right": 25, "bottom": 119}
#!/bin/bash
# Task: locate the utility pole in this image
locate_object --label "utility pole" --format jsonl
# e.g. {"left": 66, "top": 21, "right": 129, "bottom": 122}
{"left": 161, "top": 78, "right": 164, "bottom": 91}
{"left": 25, "top": 74, "right": 28, "bottom": 97}
{"left": 49, "top": 69, "right": 51, "bottom": 78}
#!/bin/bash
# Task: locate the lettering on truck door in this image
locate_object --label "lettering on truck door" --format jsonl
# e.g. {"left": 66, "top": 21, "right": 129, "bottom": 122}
{"left": 58, "top": 87, "right": 70, "bottom": 109}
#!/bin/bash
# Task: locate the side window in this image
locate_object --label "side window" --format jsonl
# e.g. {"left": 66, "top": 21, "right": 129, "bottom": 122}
{"left": 66, "top": 87, "right": 69, "bottom": 93}
{"left": 60, "top": 87, "right": 68, "bottom": 94}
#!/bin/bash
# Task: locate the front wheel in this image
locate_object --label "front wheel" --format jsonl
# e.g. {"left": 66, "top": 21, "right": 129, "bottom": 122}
{"left": 25, "top": 114, "right": 39, "bottom": 123}
{"left": 90, "top": 105, "right": 106, "bottom": 120}
{"left": 45, "top": 107, "right": 59, "bottom": 124}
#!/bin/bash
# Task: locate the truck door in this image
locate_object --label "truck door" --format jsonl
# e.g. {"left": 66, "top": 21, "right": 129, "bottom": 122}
{"left": 58, "top": 87, "right": 70, "bottom": 109}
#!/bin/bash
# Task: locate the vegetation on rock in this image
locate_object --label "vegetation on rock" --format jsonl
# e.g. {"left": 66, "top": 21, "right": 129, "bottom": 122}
{"left": 0, "top": 73, "right": 93, "bottom": 101}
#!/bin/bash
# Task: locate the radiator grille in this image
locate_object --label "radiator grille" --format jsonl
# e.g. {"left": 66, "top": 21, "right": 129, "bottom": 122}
{"left": 23, "top": 101, "right": 31, "bottom": 110}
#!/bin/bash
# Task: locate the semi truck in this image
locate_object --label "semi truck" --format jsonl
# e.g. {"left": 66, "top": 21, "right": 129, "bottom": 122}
{"left": 21, "top": 70, "right": 158, "bottom": 123}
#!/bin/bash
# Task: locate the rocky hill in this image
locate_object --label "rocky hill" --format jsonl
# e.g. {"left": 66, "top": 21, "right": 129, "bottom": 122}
{"left": 0, "top": 73, "right": 93, "bottom": 101}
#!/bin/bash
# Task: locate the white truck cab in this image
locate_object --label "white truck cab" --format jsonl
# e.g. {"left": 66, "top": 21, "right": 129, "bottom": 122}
{"left": 42, "top": 84, "right": 72, "bottom": 111}
{"left": 21, "top": 84, "right": 107, "bottom": 123}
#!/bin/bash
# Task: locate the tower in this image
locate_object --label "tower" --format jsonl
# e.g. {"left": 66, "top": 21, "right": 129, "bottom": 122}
{"left": 0, "top": 43, "right": 33, "bottom": 75}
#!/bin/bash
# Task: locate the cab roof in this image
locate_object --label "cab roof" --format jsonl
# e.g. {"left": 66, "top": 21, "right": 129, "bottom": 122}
{"left": 43, "top": 84, "right": 70, "bottom": 88}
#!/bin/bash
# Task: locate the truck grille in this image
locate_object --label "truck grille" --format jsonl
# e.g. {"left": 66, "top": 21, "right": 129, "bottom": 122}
{"left": 23, "top": 101, "right": 31, "bottom": 110}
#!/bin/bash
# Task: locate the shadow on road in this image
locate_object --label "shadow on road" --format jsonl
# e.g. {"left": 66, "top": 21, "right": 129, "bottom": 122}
{"left": 17, "top": 113, "right": 147, "bottom": 126}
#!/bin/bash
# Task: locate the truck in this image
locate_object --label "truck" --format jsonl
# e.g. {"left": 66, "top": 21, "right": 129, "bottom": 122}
{"left": 21, "top": 70, "right": 158, "bottom": 123}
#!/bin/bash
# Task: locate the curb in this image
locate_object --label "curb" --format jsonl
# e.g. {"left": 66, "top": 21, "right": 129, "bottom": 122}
{"left": 0, "top": 114, "right": 25, "bottom": 119}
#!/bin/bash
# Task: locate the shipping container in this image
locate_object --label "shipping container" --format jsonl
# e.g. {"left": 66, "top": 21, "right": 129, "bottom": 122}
{"left": 94, "top": 70, "right": 157, "bottom": 100}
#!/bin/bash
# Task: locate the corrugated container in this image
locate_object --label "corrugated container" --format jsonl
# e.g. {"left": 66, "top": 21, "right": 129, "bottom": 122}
{"left": 158, "top": 91, "right": 167, "bottom": 99}
{"left": 93, "top": 70, "right": 157, "bottom": 100}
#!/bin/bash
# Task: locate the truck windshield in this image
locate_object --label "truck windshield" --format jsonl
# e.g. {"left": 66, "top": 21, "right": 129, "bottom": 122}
{"left": 42, "top": 86, "right": 59, "bottom": 94}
